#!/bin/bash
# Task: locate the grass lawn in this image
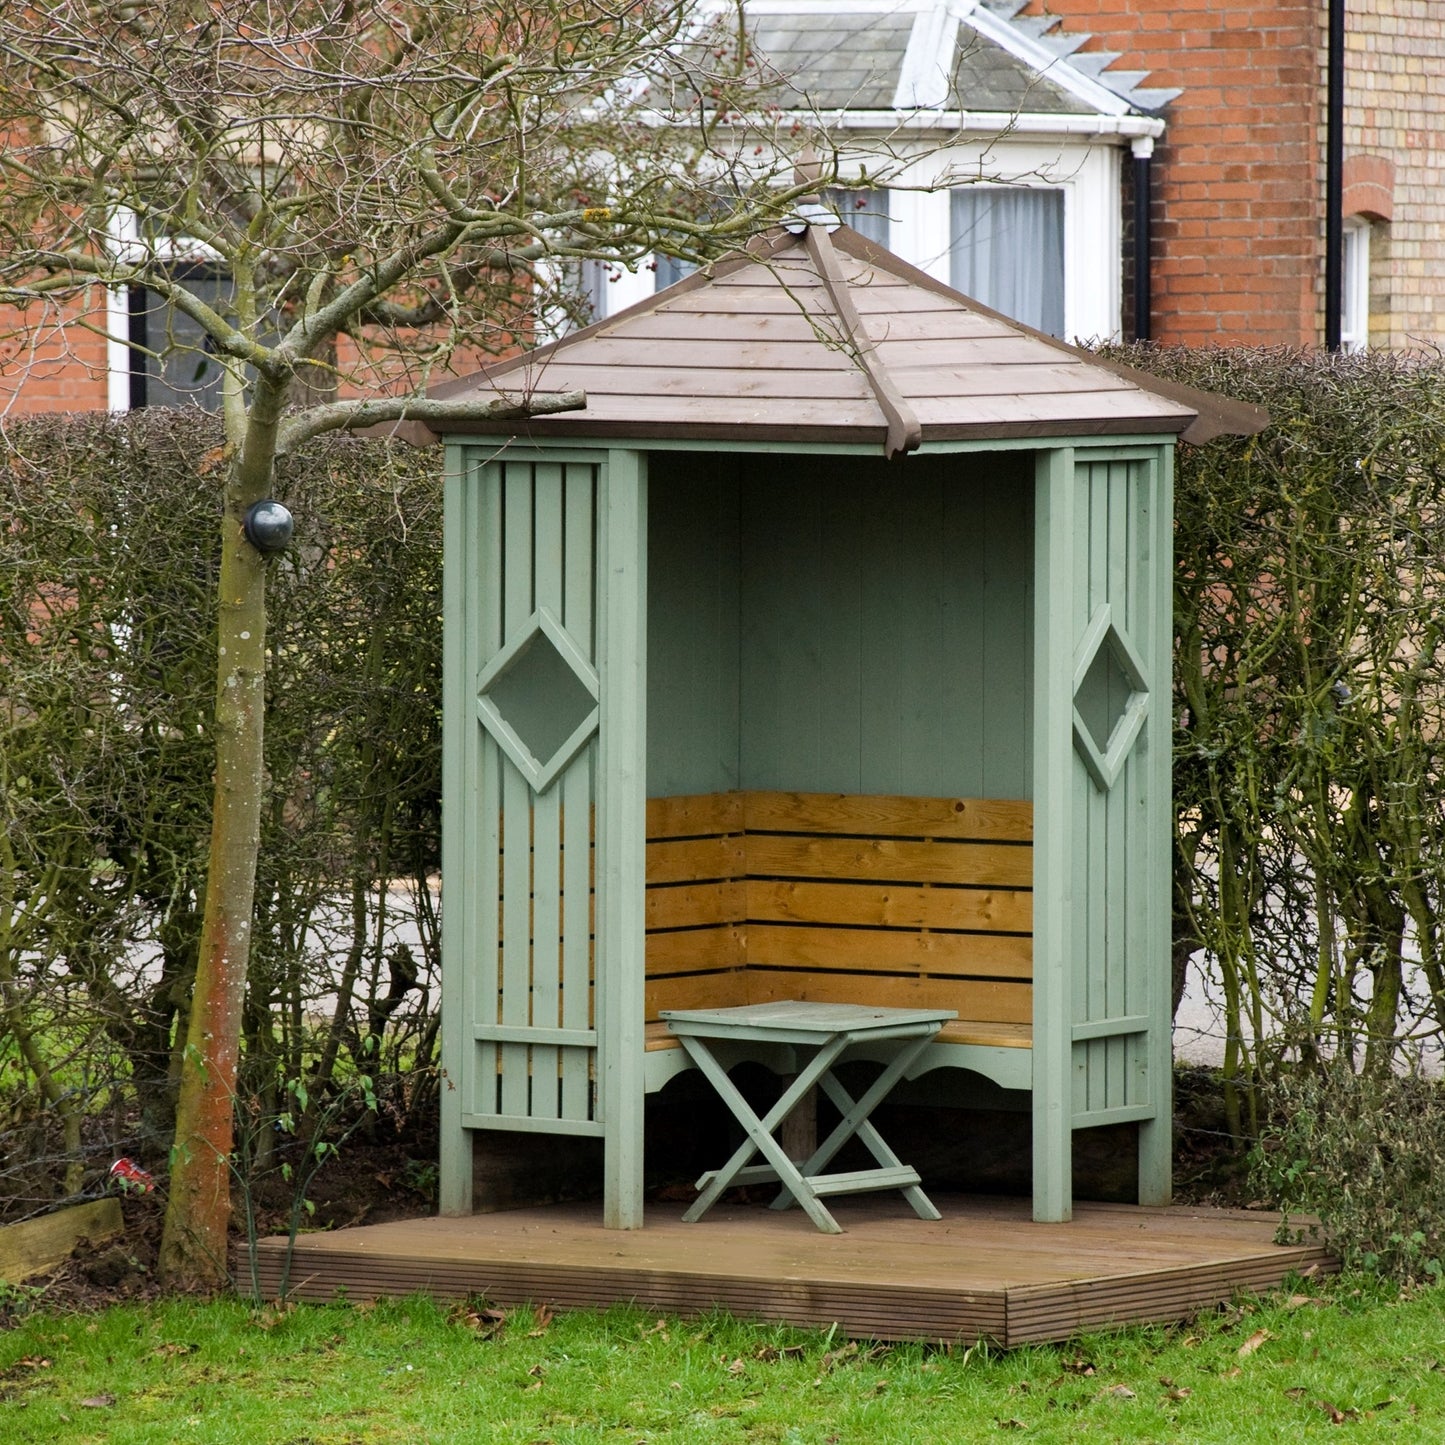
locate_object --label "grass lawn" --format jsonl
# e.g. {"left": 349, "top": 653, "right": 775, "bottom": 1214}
{"left": 3, "top": 1276, "right": 1444, "bottom": 1443}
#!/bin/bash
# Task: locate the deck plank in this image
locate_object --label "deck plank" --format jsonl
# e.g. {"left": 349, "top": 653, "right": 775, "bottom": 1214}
{"left": 253, "top": 1195, "right": 1334, "bottom": 1346}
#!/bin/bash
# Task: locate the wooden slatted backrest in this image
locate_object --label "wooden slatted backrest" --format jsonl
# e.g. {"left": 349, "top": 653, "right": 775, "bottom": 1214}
{"left": 739, "top": 792, "right": 1032, "bottom": 1026}
{"left": 644, "top": 792, "right": 1033, "bottom": 1029}
{"left": 644, "top": 793, "right": 748, "bottom": 1019}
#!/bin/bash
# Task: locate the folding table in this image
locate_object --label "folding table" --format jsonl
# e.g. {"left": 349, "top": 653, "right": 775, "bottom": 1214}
{"left": 659, "top": 1000, "right": 956, "bottom": 1234}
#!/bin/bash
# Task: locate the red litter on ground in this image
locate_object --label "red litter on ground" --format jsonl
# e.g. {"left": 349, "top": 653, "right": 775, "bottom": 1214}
{"left": 109, "top": 1158, "right": 154, "bottom": 1194}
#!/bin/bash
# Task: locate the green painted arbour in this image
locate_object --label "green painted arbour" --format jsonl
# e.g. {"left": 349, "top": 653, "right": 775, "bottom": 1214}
{"left": 428, "top": 221, "right": 1260, "bottom": 1228}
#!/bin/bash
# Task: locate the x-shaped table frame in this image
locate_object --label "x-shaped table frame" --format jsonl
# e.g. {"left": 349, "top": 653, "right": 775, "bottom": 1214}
{"left": 660, "top": 1002, "right": 956, "bottom": 1234}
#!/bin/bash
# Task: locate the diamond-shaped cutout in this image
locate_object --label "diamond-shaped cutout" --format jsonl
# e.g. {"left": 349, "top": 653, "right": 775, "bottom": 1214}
{"left": 1072, "top": 605, "right": 1148, "bottom": 792}
{"left": 478, "top": 609, "right": 598, "bottom": 793}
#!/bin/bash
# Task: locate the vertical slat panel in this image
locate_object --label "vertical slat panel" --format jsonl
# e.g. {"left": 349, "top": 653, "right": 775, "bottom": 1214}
{"left": 858, "top": 481, "right": 900, "bottom": 792}
{"left": 981, "top": 464, "right": 1035, "bottom": 800}
{"left": 529, "top": 462, "right": 566, "bottom": 1120}
{"left": 440, "top": 446, "right": 479, "bottom": 1214}
{"left": 1121, "top": 459, "right": 1150, "bottom": 1110}
{"left": 817, "top": 478, "right": 865, "bottom": 794}
{"left": 597, "top": 449, "right": 648, "bottom": 1228}
{"left": 943, "top": 475, "right": 986, "bottom": 799}
{"left": 1104, "top": 462, "right": 1131, "bottom": 1110}
{"left": 1032, "top": 446, "right": 1076, "bottom": 1222}
{"left": 1080, "top": 465, "right": 1098, "bottom": 1115}
{"left": 499, "top": 464, "right": 535, "bottom": 1119}
{"left": 895, "top": 480, "right": 946, "bottom": 792}
{"left": 477, "top": 463, "right": 505, "bottom": 1122}
{"left": 561, "top": 463, "right": 597, "bottom": 1122}
{"left": 1139, "top": 447, "right": 1175, "bottom": 1202}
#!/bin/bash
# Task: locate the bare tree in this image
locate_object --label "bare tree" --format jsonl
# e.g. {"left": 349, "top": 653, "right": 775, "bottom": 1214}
{"left": 0, "top": 0, "right": 829, "bottom": 1288}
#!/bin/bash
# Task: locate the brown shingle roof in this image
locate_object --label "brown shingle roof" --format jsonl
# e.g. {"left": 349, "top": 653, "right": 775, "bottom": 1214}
{"left": 428, "top": 226, "right": 1261, "bottom": 451}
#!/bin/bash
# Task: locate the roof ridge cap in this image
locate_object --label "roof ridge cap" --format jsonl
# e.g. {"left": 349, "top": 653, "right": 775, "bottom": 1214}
{"left": 803, "top": 225, "right": 921, "bottom": 458}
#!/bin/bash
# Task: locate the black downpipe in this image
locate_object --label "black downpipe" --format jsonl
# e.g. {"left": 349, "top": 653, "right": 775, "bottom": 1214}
{"left": 1324, "top": 0, "right": 1345, "bottom": 350}
{"left": 1132, "top": 141, "right": 1153, "bottom": 343}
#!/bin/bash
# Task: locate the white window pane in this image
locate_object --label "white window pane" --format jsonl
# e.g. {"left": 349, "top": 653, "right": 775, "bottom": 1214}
{"left": 128, "top": 270, "right": 232, "bottom": 410}
{"left": 949, "top": 189, "right": 1065, "bottom": 337}
{"left": 1341, "top": 218, "right": 1370, "bottom": 353}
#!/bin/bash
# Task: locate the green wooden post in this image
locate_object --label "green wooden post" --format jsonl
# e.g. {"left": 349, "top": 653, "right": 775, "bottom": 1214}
{"left": 1032, "top": 446, "right": 1076, "bottom": 1223}
{"left": 597, "top": 448, "right": 648, "bottom": 1228}
{"left": 1138, "top": 443, "right": 1175, "bottom": 1205}
{"left": 439, "top": 443, "right": 476, "bottom": 1216}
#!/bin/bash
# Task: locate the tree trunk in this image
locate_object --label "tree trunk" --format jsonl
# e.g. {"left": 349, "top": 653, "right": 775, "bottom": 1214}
{"left": 158, "top": 382, "right": 284, "bottom": 1290}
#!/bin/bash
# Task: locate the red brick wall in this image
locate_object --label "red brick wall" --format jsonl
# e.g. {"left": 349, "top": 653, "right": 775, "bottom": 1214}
{"left": 1022, "top": 0, "right": 1323, "bottom": 347}
{"left": 0, "top": 292, "right": 111, "bottom": 413}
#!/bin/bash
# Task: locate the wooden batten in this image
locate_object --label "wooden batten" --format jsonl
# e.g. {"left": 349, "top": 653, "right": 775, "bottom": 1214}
{"left": 641, "top": 791, "right": 1035, "bottom": 1056}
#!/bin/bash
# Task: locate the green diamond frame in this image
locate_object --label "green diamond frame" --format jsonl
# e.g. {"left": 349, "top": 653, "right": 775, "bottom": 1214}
{"left": 476, "top": 607, "right": 600, "bottom": 795}
{"left": 1071, "top": 603, "right": 1149, "bottom": 792}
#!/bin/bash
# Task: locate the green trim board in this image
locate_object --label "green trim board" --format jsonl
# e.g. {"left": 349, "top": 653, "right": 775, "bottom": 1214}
{"left": 439, "top": 434, "right": 1184, "bottom": 459}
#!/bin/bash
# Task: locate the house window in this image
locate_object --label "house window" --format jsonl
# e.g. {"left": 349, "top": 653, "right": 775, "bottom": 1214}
{"left": 126, "top": 267, "right": 234, "bottom": 410}
{"left": 1341, "top": 216, "right": 1370, "bottom": 353}
{"left": 825, "top": 187, "right": 892, "bottom": 248}
{"left": 653, "top": 253, "right": 697, "bottom": 291}
{"left": 949, "top": 187, "right": 1065, "bottom": 338}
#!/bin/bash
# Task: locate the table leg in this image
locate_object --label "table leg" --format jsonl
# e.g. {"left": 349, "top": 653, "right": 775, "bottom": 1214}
{"left": 677, "top": 1033, "right": 852, "bottom": 1234}
{"left": 770, "top": 1031, "right": 942, "bottom": 1221}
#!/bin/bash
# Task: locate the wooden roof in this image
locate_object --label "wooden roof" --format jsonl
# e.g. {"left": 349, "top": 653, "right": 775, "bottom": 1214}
{"left": 428, "top": 225, "right": 1262, "bottom": 452}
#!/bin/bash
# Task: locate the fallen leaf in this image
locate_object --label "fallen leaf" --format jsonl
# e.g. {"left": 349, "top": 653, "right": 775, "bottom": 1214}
{"left": 527, "top": 1364, "right": 545, "bottom": 1379}
{"left": 79, "top": 1394, "right": 117, "bottom": 1408}
{"left": 1062, "top": 1358, "right": 1096, "bottom": 1376}
{"left": 726, "top": 1357, "right": 747, "bottom": 1376}
{"left": 1285, "top": 1387, "right": 1308, "bottom": 1400}
{"left": 452, "top": 1302, "right": 508, "bottom": 1339}
{"left": 15, "top": 1357, "right": 52, "bottom": 1370}
{"left": 1182, "top": 1336, "right": 1202, "bottom": 1349}
{"left": 870, "top": 1379, "right": 889, "bottom": 1396}
{"left": 753, "top": 1344, "right": 804, "bottom": 1363}
{"left": 1238, "top": 1329, "right": 1273, "bottom": 1358}
{"left": 527, "top": 1304, "right": 554, "bottom": 1338}
{"left": 154, "top": 1342, "right": 198, "bottom": 1359}
{"left": 1099, "top": 1384, "right": 1136, "bottom": 1400}
{"left": 1285, "top": 1294, "right": 1325, "bottom": 1310}
{"left": 1315, "top": 1399, "right": 1358, "bottom": 1424}
{"left": 996, "top": 1419, "right": 1028, "bottom": 1431}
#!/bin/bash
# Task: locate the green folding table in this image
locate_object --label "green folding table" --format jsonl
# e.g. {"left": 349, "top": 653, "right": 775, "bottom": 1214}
{"left": 659, "top": 1000, "right": 956, "bottom": 1234}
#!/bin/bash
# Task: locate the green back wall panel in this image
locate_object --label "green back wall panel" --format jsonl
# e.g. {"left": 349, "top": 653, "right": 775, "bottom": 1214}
{"left": 645, "top": 451, "right": 1034, "bottom": 801}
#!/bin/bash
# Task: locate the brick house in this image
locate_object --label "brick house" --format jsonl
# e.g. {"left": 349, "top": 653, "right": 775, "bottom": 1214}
{"left": 1005, "top": 0, "right": 1444, "bottom": 349}
{"left": 2, "top": 0, "right": 1441, "bottom": 417}
{"left": 597, "top": 0, "right": 1443, "bottom": 352}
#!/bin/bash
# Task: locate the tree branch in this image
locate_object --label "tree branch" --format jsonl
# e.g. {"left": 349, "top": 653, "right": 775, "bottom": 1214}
{"left": 274, "top": 388, "right": 586, "bottom": 452}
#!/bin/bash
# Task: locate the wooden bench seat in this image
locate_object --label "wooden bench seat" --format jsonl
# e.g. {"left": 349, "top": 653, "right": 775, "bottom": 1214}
{"left": 642, "top": 791, "right": 1034, "bottom": 1092}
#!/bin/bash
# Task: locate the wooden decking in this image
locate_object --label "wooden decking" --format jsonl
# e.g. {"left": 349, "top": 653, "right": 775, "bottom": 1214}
{"left": 253, "top": 1194, "right": 1335, "bottom": 1347}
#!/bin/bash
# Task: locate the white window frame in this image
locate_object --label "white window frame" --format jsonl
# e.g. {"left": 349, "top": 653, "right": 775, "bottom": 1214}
{"left": 609, "top": 135, "right": 1123, "bottom": 343}
{"left": 1341, "top": 216, "right": 1371, "bottom": 353}
{"left": 104, "top": 208, "right": 228, "bottom": 411}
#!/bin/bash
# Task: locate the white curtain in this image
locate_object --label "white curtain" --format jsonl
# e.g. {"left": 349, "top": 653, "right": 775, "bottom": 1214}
{"left": 826, "top": 187, "right": 892, "bottom": 248}
{"left": 949, "top": 188, "right": 1065, "bottom": 337}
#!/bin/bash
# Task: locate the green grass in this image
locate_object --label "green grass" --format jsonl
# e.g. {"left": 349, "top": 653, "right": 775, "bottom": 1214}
{"left": 4, "top": 1278, "right": 1445, "bottom": 1443}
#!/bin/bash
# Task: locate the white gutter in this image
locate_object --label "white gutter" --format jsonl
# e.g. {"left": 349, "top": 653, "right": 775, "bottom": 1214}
{"left": 767, "top": 108, "right": 1166, "bottom": 140}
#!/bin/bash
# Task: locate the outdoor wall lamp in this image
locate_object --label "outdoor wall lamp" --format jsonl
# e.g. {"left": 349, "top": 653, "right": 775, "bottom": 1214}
{"left": 243, "top": 499, "right": 294, "bottom": 554}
